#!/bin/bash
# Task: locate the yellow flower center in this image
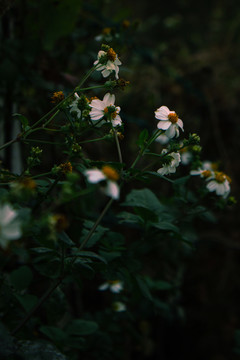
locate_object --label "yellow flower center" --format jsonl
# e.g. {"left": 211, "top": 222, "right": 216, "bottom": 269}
{"left": 214, "top": 171, "right": 231, "bottom": 184}
{"left": 202, "top": 170, "right": 212, "bottom": 178}
{"left": 104, "top": 106, "right": 117, "bottom": 119}
{"left": 214, "top": 171, "right": 226, "bottom": 183}
{"left": 102, "top": 166, "right": 119, "bottom": 181}
{"left": 168, "top": 112, "right": 178, "bottom": 123}
{"left": 107, "top": 48, "right": 117, "bottom": 61}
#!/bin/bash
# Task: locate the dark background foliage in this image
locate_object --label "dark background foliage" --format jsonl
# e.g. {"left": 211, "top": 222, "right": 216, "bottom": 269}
{"left": 1, "top": 0, "right": 240, "bottom": 359}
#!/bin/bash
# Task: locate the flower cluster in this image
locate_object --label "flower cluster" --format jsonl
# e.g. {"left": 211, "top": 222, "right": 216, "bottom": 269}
{"left": 191, "top": 162, "right": 231, "bottom": 198}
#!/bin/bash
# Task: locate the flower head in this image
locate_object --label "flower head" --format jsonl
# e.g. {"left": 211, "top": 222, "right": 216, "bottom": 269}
{"left": 84, "top": 165, "right": 120, "bottom": 199}
{"left": 0, "top": 204, "right": 22, "bottom": 249}
{"left": 157, "top": 150, "right": 181, "bottom": 176}
{"left": 98, "top": 280, "right": 124, "bottom": 293}
{"left": 89, "top": 93, "right": 122, "bottom": 127}
{"left": 206, "top": 171, "right": 231, "bottom": 198}
{"left": 155, "top": 106, "right": 184, "bottom": 139}
{"left": 94, "top": 47, "right": 122, "bottom": 79}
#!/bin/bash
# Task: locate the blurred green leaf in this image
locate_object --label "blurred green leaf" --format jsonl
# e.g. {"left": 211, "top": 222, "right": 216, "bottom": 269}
{"left": 10, "top": 266, "right": 33, "bottom": 291}
{"left": 66, "top": 319, "right": 98, "bottom": 336}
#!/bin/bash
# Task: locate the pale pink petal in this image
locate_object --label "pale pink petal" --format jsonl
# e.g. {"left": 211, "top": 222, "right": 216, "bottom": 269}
{"left": 89, "top": 109, "right": 104, "bottom": 121}
{"left": 111, "top": 115, "right": 122, "bottom": 127}
{"left": 157, "top": 120, "right": 171, "bottom": 130}
{"left": 84, "top": 169, "right": 106, "bottom": 183}
{"left": 90, "top": 99, "right": 105, "bottom": 110}
{"left": 177, "top": 118, "right": 184, "bottom": 131}
{"left": 165, "top": 124, "right": 176, "bottom": 138}
{"left": 155, "top": 106, "right": 170, "bottom": 120}
{"left": 105, "top": 181, "right": 120, "bottom": 199}
{"left": 103, "top": 93, "right": 115, "bottom": 106}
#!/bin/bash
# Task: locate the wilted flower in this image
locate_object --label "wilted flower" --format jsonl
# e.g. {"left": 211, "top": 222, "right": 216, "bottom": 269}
{"left": 84, "top": 165, "right": 120, "bottom": 199}
{"left": 155, "top": 106, "right": 184, "bottom": 139}
{"left": 98, "top": 280, "right": 124, "bottom": 293}
{"left": 0, "top": 204, "right": 22, "bottom": 249}
{"left": 94, "top": 47, "right": 121, "bottom": 79}
{"left": 89, "top": 93, "right": 122, "bottom": 127}
{"left": 157, "top": 150, "right": 181, "bottom": 175}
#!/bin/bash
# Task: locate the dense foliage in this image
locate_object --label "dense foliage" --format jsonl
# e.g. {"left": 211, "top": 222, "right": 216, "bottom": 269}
{"left": 0, "top": 1, "right": 239, "bottom": 359}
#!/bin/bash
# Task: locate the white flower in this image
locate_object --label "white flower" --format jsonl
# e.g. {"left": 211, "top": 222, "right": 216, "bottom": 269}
{"left": 206, "top": 171, "right": 231, "bottom": 198}
{"left": 89, "top": 93, "right": 122, "bottom": 127}
{"left": 94, "top": 48, "right": 121, "bottom": 79}
{"left": 155, "top": 106, "right": 184, "bottom": 138}
{"left": 69, "top": 93, "right": 81, "bottom": 119}
{"left": 84, "top": 165, "right": 120, "bottom": 200}
{"left": 98, "top": 280, "right": 124, "bottom": 293}
{"left": 190, "top": 168, "right": 213, "bottom": 178}
{"left": 112, "top": 301, "right": 126, "bottom": 312}
{"left": 0, "top": 204, "right": 22, "bottom": 249}
{"left": 157, "top": 150, "right": 181, "bottom": 176}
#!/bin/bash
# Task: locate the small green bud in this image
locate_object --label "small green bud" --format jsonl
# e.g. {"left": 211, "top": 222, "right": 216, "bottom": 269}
{"left": 101, "top": 44, "right": 110, "bottom": 51}
{"left": 192, "top": 145, "right": 202, "bottom": 153}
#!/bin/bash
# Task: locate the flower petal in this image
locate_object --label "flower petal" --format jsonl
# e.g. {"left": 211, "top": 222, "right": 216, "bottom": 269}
{"left": 104, "top": 181, "right": 120, "bottom": 199}
{"left": 84, "top": 169, "right": 106, "bottom": 183}
{"left": 157, "top": 120, "right": 171, "bottom": 130}
{"left": 103, "top": 93, "right": 115, "bottom": 106}
{"left": 155, "top": 106, "right": 170, "bottom": 120}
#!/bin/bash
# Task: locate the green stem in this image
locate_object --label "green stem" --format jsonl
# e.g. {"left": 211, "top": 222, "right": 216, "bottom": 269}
{"left": 78, "top": 197, "right": 113, "bottom": 252}
{"left": 23, "top": 139, "right": 63, "bottom": 145}
{"left": 114, "top": 129, "right": 123, "bottom": 164}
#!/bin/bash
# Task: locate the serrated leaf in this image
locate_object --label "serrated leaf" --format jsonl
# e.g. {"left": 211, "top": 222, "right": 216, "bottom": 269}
{"left": 121, "top": 188, "right": 166, "bottom": 215}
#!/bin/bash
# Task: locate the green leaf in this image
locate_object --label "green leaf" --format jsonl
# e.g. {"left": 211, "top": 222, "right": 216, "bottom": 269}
{"left": 10, "top": 266, "right": 33, "bottom": 291}
{"left": 58, "top": 231, "right": 75, "bottom": 246}
{"left": 13, "top": 113, "right": 29, "bottom": 131}
{"left": 31, "top": 247, "right": 56, "bottom": 254}
{"left": 66, "top": 319, "right": 99, "bottom": 336}
{"left": 136, "top": 275, "right": 153, "bottom": 301}
{"left": 152, "top": 220, "right": 179, "bottom": 232}
{"left": 14, "top": 294, "right": 38, "bottom": 312}
{"left": 80, "top": 221, "right": 108, "bottom": 248}
{"left": 121, "top": 188, "right": 166, "bottom": 215}
{"left": 136, "top": 129, "right": 149, "bottom": 149}
{"left": 39, "top": 326, "right": 66, "bottom": 342}
{"left": 74, "top": 251, "right": 107, "bottom": 264}
{"left": 117, "top": 211, "right": 142, "bottom": 224}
